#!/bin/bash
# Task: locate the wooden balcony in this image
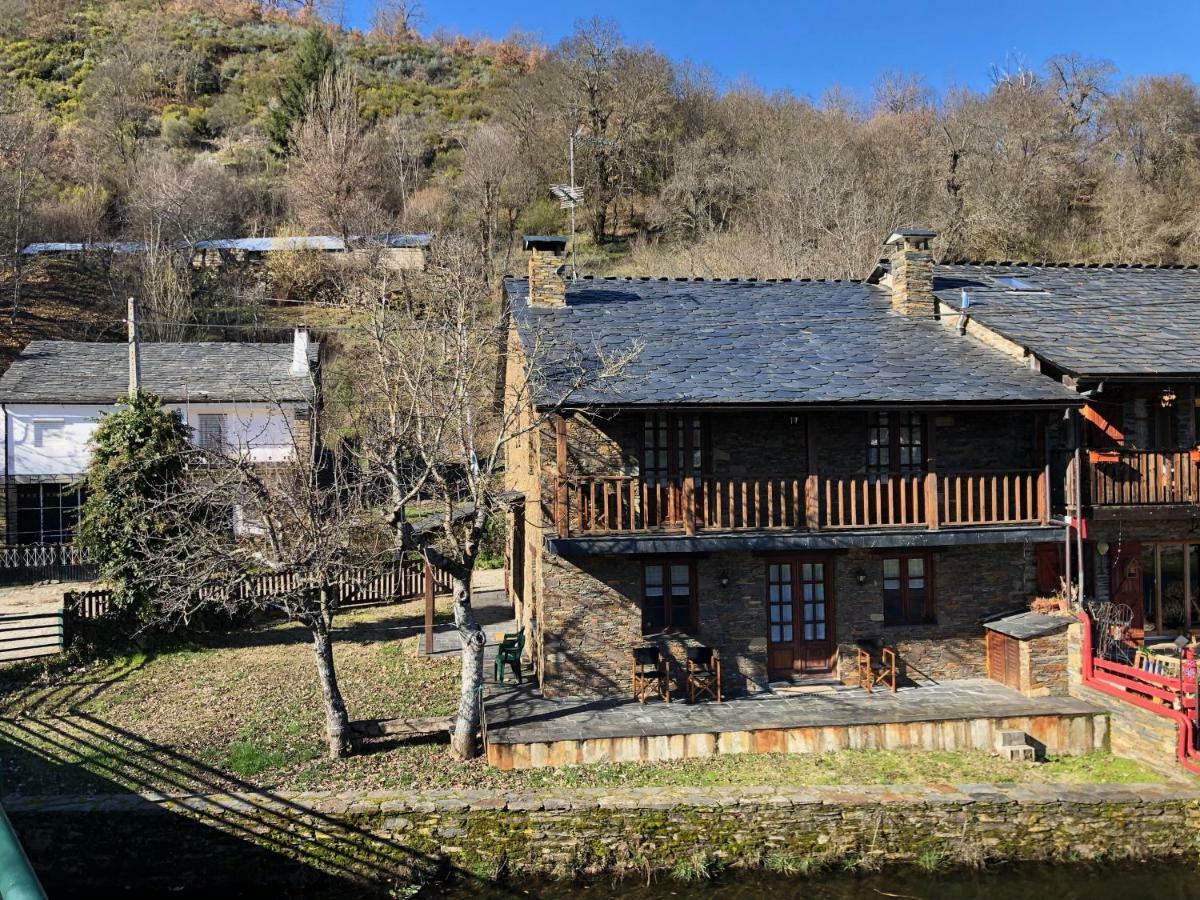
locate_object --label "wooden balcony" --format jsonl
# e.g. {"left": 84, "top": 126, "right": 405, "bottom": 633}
{"left": 560, "top": 469, "right": 1048, "bottom": 537}
{"left": 1085, "top": 448, "right": 1200, "bottom": 508}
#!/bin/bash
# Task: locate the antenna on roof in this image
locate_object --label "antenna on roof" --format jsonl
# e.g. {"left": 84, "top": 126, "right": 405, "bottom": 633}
{"left": 550, "top": 125, "right": 585, "bottom": 282}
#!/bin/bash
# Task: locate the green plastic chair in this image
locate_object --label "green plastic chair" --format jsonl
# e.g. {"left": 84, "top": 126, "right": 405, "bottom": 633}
{"left": 494, "top": 628, "right": 525, "bottom": 684}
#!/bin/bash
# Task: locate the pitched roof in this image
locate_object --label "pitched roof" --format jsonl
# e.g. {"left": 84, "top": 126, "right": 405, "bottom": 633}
{"left": 0, "top": 341, "right": 318, "bottom": 404}
{"left": 934, "top": 263, "right": 1200, "bottom": 378}
{"left": 506, "top": 276, "right": 1078, "bottom": 408}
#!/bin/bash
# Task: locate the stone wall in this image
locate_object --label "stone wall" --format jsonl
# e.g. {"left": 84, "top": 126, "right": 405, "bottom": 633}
{"left": 10, "top": 784, "right": 1200, "bottom": 894}
{"left": 834, "top": 544, "right": 1038, "bottom": 684}
{"left": 1025, "top": 629, "right": 1070, "bottom": 696}
{"left": 540, "top": 542, "right": 1039, "bottom": 698}
{"left": 1067, "top": 623, "right": 1184, "bottom": 777}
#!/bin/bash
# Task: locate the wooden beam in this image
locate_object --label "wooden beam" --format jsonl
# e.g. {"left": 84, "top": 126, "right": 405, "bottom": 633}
{"left": 554, "top": 415, "right": 568, "bottom": 536}
{"left": 805, "top": 414, "right": 820, "bottom": 530}
{"left": 924, "top": 415, "right": 939, "bottom": 530}
{"left": 424, "top": 557, "right": 435, "bottom": 655}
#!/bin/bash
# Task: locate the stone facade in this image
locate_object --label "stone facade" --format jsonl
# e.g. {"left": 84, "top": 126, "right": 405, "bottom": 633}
{"left": 11, "top": 784, "right": 1200, "bottom": 893}
{"left": 536, "top": 542, "right": 1041, "bottom": 699}
{"left": 527, "top": 247, "right": 566, "bottom": 306}
{"left": 504, "top": 401, "right": 1056, "bottom": 699}
{"left": 1025, "top": 628, "right": 1070, "bottom": 696}
{"left": 886, "top": 232, "right": 936, "bottom": 318}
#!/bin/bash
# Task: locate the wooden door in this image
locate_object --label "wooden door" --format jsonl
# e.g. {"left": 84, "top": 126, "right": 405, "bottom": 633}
{"left": 766, "top": 557, "right": 836, "bottom": 678}
{"left": 986, "top": 630, "right": 1021, "bottom": 691}
{"left": 1111, "top": 542, "right": 1145, "bottom": 634}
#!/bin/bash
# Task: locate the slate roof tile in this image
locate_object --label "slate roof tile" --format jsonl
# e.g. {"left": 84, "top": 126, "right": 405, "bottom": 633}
{"left": 507, "top": 278, "right": 1077, "bottom": 407}
{"left": 935, "top": 263, "right": 1200, "bottom": 377}
{"left": 0, "top": 341, "right": 319, "bottom": 404}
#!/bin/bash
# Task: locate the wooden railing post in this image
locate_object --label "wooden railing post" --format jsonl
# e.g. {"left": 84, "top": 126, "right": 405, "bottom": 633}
{"left": 805, "top": 475, "right": 820, "bottom": 531}
{"left": 925, "top": 472, "right": 939, "bottom": 530}
{"left": 423, "top": 558, "right": 435, "bottom": 655}
{"left": 1037, "top": 468, "right": 1049, "bottom": 523}
{"left": 683, "top": 477, "right": 696, "bottom": 536}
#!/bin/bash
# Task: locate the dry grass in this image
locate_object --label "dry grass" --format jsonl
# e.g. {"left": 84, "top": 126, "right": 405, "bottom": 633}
{"left": 0, "top": 601, "right": 1165, "bottom": 796}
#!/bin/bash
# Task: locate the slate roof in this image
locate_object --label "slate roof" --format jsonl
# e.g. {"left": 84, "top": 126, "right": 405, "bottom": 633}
{"left": 934, "top": 263, "right": 1200, "bottom": 378}
{"left": 506, "top": 277, "right": 1078, "bottom": 408}
{"left": 0, "top": 341, "right": 319, "bottom": 404}
{"left": 983, "top": 611, "right": 1071, "bottom": 640}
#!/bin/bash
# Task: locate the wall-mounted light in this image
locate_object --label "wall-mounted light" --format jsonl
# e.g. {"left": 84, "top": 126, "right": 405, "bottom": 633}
{"left": 1162, "top": 387, "right": 1177, "bottom": 408}
{"left": 719, "top": 574, "right": 730, "bottom": 588}
{"left": 1097, "top": 542, "right": 1110, "bottom": 556}
{"left": 854, "top": 569, "right": 868, "bottom": 586}
{"left": 789, "top": 415, "right": 800, "bottom": 426}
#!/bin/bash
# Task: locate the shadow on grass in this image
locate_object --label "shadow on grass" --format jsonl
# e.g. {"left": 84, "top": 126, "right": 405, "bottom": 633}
{"left": 1, "top": 708, "right": 520, "bottom": 897}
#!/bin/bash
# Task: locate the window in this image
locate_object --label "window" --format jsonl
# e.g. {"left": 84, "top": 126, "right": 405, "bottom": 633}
{"left": 767, "top": 562, "right": 794, "bottom": 644}
{"left": 14, "top": 482, "right": 84, "bottom": 544}
{"left": 882, "top": 555, "right": 933, "bottom": 625}
{"left": 197, "top": 414, "right": 226, "bottom": 452}
{"left": 642, "top": 560, "right": 696, "bottom": 634}
{"left": 642, "top": 413, "right": 705, "bottom": 480}
{"left": 867, "top": 412, "right": 925, "bottom": 480}
{"left": 31, "top": 419, "right": 64, "bottom": 449}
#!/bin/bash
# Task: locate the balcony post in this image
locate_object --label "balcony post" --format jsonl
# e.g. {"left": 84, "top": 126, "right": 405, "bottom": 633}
{"left": 1037, "top": 410, "right": 1051, "bottom": 523}
{"left": 683, "top": 477, "right": 696, "bottom": 535}
{"left": 924, "top": 419, "right": 939, "bottom": 530}
{"left": 805, "top": 414, "right": 820, "bottom": 530}
{"left": 553, "top": 415, "right": 569, "bottom": 536}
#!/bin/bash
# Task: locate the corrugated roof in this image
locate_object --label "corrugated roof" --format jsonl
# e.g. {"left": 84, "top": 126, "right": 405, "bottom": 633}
{"left": 935, "top": 263, "right": 1200, "bottom": 378}
{"left": 507, "top": 277, "right": 1079, "bottom": 408}
{"left": 0, "top": 341, "right": 319, "bottom": 404}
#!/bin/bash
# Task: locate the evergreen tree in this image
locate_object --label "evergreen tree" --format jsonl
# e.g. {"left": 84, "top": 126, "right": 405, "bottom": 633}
{"left": 75, "top": 391, "right": 191, "bottom": 621}
{"left": 267, "top": 28, "right": 337, "bottom": 157}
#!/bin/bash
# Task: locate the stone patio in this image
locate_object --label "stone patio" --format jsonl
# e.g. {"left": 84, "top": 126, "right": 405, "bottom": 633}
{"left": 483, "top": 678, "right": 1107, "bottom": 769}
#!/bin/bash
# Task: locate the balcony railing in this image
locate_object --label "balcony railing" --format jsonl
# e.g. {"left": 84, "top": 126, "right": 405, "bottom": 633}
{"left": 1086, "top": 449, "right": 1200, "bottom": 507}
{"left": 562, "top": 469, "right": 1047, "bottom": 537}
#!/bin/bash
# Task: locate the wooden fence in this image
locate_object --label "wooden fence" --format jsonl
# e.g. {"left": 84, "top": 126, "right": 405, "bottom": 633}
{"left": 63, "top": 559, "right": 452, "bottom": 622}
{"left": 0, "top": 611, "right": 64, "bottom": 663}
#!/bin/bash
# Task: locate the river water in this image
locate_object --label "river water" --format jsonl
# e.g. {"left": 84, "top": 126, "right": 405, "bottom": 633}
{"left": 420, "top": 861, "right": 1199, "bottom": 898}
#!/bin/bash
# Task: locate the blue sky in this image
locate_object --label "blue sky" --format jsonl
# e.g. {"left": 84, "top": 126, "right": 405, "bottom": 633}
{"left": 340, "top": 0, "right": 1200, "bottom": 98}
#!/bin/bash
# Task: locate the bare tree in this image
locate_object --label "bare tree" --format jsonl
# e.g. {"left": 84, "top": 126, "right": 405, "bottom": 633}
{"left": 370, "top": 0, "right": 423, "bottom": 41}
{"left": 0, "top": 91, "right": 53, "bottom": 321}
{"left": 286, "top": 69, "right": 383, "bottom": 240}
{"left": 347, "top": 236, "right": 638, "bottom": 758}
{"left": 133, "top": 395, "right": 382, "bottom": 759}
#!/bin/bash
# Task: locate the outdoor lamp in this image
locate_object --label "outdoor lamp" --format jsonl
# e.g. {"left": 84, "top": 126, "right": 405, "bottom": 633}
{"left": 854, "top": 569, "right": 868, "bottom": 586}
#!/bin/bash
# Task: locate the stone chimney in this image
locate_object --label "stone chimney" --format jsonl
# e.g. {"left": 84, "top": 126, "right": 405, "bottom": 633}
{"left": 883, "top": 227, "right": 937, "bottom": 317}
{"left": 291, "top": 325, "right": 310, "bottom": 376}
{"left": 523, "top": 235, "right": 568, "bottom": 307}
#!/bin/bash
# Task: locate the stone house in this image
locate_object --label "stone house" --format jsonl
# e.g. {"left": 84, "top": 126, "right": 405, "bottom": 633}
{"left": 933, "top": 262, "right": 1200, "bottom": 638}
{"left": 503, "top": 231, "right": 1081, "bottom": 699}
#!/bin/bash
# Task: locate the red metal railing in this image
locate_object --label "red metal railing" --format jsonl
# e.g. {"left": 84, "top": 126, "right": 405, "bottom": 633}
{"left": 1077, "top": 609, "right": 1200, "bottom": 774}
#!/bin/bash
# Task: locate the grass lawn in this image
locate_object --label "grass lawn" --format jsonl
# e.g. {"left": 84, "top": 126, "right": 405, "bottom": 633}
{"left": 0, "top": 601, "right": 1164, "bottom": 796}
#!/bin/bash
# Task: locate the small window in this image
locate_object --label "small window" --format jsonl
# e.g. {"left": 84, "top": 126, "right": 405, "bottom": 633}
{"left": 197, "top": 414, "right": 226, "bottom": 452}
{"left": 993, "top": 275, "right": 1040, "bottom": 292}
{"left": 32, "top": 419, "right": 65, "bottom": 449}
{"left": 642, "top": 560, "right": 697, "bottom": 634}
{"left": 883, "top": 555, "right": 933, "bottom": 625}
{"left": 866, "top": 412, "right": 925, "bottom": 480}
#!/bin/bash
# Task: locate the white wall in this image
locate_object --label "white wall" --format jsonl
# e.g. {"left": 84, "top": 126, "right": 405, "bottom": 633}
{"left": 2, "top": 401, "right": 305, "bottom": 478}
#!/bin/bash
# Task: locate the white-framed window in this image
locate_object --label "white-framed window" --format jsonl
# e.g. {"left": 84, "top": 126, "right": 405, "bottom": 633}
{"left": 197, "top": 414, "right": 226, "bottom": 452}
{"left": 31, "top": 419, "right": 65, "bottom": 449}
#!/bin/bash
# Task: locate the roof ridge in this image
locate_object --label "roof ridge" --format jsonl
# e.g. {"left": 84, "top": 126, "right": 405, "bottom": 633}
{"left": 940, "top": 259, "right": 1200, "bottom": 270}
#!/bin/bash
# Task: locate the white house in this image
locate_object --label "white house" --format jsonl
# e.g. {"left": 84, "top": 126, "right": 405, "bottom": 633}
{"left": 0, "top": 330, "right": 319, "bottom": 545}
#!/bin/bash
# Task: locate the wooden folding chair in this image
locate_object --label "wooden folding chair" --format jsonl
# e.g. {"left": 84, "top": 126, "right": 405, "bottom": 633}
{"left": 631, "top": 646, "right": 671, "bottom": 703}
{"left": 685, "top": 645, "right": 722, "bottom": 703}
{"left": 856, "top": 643, "right": 897, "bottom": 694}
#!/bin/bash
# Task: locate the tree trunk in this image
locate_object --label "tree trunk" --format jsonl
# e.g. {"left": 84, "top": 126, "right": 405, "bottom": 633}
{"left": 451, "top": 573, "right": 485, "bottom": 759}
{"left": 310, "top": 611, "right": 352, "bottom": 759}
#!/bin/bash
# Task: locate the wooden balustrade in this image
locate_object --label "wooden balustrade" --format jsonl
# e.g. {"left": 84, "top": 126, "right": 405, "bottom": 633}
{"left": 939, "top": 469, "right": 1043, "bottom": 526}
{"left": 1087, "top": 449, "right": 1200, "bottom": 507}
{"left": 566, "top": 469, "right": 1049, "bottom": 536}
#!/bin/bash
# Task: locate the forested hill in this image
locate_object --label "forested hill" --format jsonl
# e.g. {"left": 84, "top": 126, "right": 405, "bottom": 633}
{"left": 4, "top": 0, "right": 1200, "bottom": 286}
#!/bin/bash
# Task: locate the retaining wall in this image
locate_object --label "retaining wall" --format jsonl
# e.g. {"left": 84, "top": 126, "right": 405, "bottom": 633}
{"left": 8, "top": 783, "right": 1200, "bottom": 895}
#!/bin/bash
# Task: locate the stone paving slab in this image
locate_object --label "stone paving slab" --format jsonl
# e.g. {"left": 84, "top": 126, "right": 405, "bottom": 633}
{"left": 484, "top": 678, "right": 1101, "bottom": 745}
